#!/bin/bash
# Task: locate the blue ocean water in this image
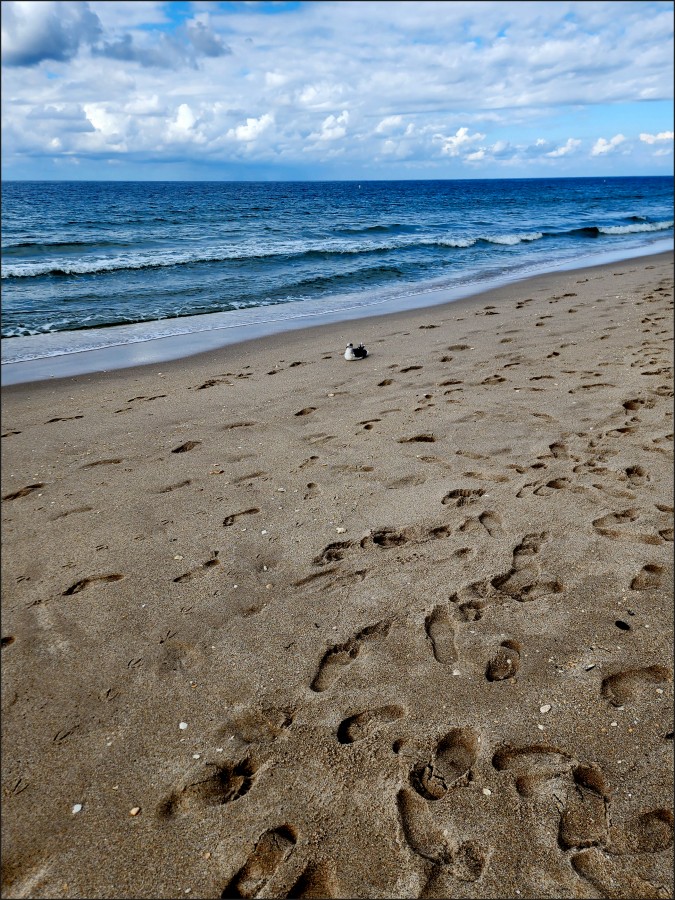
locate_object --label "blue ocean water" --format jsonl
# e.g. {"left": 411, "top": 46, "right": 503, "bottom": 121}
{"left": 1, "top": 178, "right": 673, "bottom": 368}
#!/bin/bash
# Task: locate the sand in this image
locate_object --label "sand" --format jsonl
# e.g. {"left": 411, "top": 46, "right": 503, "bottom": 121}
{"left": 1, "top": 252, "right": 673, "bottom": 900}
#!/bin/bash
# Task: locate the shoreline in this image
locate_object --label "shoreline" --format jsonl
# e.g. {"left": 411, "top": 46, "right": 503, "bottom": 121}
{"left": 2, "top": 246, "right": 672, "bottom": 390}
{"left": 2, "top": 251, "right": 673, "bottom": 899}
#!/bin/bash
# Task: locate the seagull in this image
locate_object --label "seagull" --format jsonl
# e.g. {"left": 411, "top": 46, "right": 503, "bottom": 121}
{"left": 344, "top": 342, "right": 369, "bottom": 360}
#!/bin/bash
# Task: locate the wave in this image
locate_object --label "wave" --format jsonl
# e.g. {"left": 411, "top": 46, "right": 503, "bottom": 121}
{"left": 2, "top": 238, "right": 134, "bottom": 255}
{"left": 335, "top": 223, "right": 413, "bottom": 236}
{"left": 598, "top": 220, "right": 674, "bottom": 235}
{"left": 568, "top": 220, "right": 673, "bottom": 238}
{"left": 2, "top": 221, "right": 671, "bottom": 280}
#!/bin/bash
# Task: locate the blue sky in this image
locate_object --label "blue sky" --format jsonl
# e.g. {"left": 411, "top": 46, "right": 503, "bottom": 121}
{"left": 1, "top": 0, "right": 673, "bottom": 180}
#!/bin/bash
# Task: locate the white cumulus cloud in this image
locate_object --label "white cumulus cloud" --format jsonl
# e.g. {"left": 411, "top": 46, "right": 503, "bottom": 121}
{"left": 375, "top": 115, "right": 403, "bottom": 134}
{"left": 435, "top": 127, "right": 486, "bottom": 157}
{"left": 315, "top": 110, "right": 350, "bottom": 142}
{"left": 229, "top": 113, "right": 274, "bottom": 143}
{"left": 546, "top": 138, "right": 581, "bottom": 157}
{"left": 591, "top": 134, "right": 626, "bottom": 155}
{"left": 639, "top": 131, "right": 674, "bottom": 143}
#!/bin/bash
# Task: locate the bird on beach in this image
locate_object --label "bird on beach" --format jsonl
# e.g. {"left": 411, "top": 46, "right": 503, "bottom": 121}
{"left": 344, "top": 342, "right": 369, "bottom": 360}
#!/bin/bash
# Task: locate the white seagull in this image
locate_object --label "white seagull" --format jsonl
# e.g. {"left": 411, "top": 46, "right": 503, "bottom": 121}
{"left": 344, "top": 342, "right": 369, "bottom": 360}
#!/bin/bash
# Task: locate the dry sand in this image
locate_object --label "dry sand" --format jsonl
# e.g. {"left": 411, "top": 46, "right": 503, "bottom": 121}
{"left": 1, "top": 252, "right": 673, "bottom": 900}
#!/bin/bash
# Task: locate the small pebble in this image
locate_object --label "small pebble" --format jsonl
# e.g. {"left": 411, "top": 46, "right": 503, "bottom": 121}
{"left": 130, "top": 807, "right": 141, "bottom": 816}
{"left": 261, "top": 530, "right": 268, "bottom": 535}
{"left": 193, "top": 753, "right": 201, "bottom": 759}
{"left": 610, "top": 721, "right": 618, "bottom": 727}
{"left": 174, "top": 555, "right": 183, "bottom": 560}
{"left": 540, "top": 704, "right": 552, "bottom": 714}
{"left": 482, "top": 788, "right": 492, "bottom": 796}
{"left": 72, "top": 804, "right": 83, "bottom": 814}
{"left": 336, "top": 527, "right": 346, "bottom": 534}
{"left": 585, "top": 663, "right": 596, "bottom": 670}
{"left": 179, "top": 722, "right": 188, "bottom": 730}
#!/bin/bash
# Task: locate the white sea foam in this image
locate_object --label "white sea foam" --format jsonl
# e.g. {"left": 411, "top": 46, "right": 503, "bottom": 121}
{"left": 598, "top": 220, "right": 673, "bottom": 235}
{"left": 483, "top": 232, "right": 544, "bottom": 245}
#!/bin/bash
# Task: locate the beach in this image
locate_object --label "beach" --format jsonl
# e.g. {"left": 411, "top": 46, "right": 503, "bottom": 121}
{"left": 1, "top": 251, "right": 673, "bottom": 898}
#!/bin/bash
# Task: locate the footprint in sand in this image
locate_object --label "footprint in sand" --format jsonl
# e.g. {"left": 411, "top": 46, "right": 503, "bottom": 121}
{"left": 478, "top": 511, "right": 504, "bottom": 536}
{"left": 2, "top": 483, "right": 45, "bottom": 501}
{"left": 571, "top": 847, "right": 670, "bottom": 899}
{"left": 172, "top": 440, "right": 201, "bottom": 453}
{"left": 217, "top": 706, "right": 295, "bottom": 752}
{"left": 485, "top": 640, "right": 521, "bottom": 682}
{"left": 411, "top": 728, "right": 480, "bottom": 801}
{"left": 173, "top": 555, "right": 220, "bottom": 583}
{"left": 313, "top": 540, "right": 353, "bottom": 565}
{"left": 630, "top": 563, "right": 664, "bottom": 590}
{"left": 398, "top": 433, "right": 436, "bottom": 443}
{"left": 397, "top": 787, "right": 488, "bottom": 883}
{"left": 223, "top": 508, "right": 260, "bottom": 527}
{"left": 608, "top": 808, "right": 674, "bottom": 855}
{"left": 490, "top": 532, "right": 563, "bottom": 602}
{"left": 424, "top": 605, "right": 458, "bottom": 665}
{"left": 337, "top": 704, "right": 405, "bottom": 744}
{"left": 310, "top": 619, "right": 392, "bottom": 692}
{"left": 558, "top": 764, "right": 610, "bottom": 850}
{"left": 221, "top": 825, "right": 297, "bottom": 899}
{"left": 491, "top": 743, "right": 574, "bottom": 798}
{"left": 453, "top": 592, "right": 487, "bottom": 622}
{"left": 441, "top": 488, "right": 485, "bottom": 507}
{"left": 46, "top": 415, "right": 84, "bottom": 423}
{"left": 157, "top": 480, "right": 192, "bottom": 494}
{"left": 159, "top": 758, "right": 258, "bottom": 818}
{"left": 600, "top": 665, "right": 672, "bottom": 707}
{"left": 360, "top": 527, "right": 412, "bottom": 549}
{"left": 81, "top": 458, "right": 122, "bottom": 468}
{"left": 286, "top": 861, "right": 341, "bottom": 899}
{"left": 62, "top": 573, "right": 124, "bottom": 596}
{"left": 397, "top": 787, "right": 453, "bottom": 862}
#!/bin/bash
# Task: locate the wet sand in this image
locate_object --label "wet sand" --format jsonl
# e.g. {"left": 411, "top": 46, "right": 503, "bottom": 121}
{"left": 1, "top": 252, "right": 673, "bottom": 899}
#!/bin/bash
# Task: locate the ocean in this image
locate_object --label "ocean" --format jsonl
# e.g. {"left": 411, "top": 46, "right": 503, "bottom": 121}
{"left": 2, "top": 177, "right": 673, "bottom": 377}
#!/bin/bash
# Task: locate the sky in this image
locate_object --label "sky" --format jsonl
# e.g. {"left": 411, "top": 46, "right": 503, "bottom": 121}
{"left": 1, "top": 0, "right": 674, "bottom": 181}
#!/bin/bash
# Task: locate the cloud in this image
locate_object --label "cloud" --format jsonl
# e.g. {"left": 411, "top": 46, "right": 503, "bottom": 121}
{"left": 591, "top": 134, "right": 626, "bottom": 155}
{"left": 181, "top": 18, "right": 229, "bottom": 59}
{"left": 95, "top": 16, "right": 230, "bottom": 69}
{"left": 639, "top": 131, "right": 674, "bottom": 143}
{"left": 2, "top": 1, "right": 673, "bottom": 178}
{"left": 435, "top": 127, "right": 486, "bottom": 157}
{"left": 228, "top": 113, "right": 274, "bottom": 143}
{"left": 375, "top": 115, "right": 404, "bottom": 134}
{"left": 313, "top": 111, "right": 350, "bottom": 142}
{"left": 546, "top": 138, "right": 581, "bottom": 157}
{"left": 1, "top": 0, "right": 102, "bottom": 66}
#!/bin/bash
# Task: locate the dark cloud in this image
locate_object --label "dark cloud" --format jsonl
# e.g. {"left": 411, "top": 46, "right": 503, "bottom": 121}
{"left": 94, "top": 19, "right": 230, "bottom": 69}
{"left": 180, "top": 20, "right": 230, "bottom": 59}
{"left": 1, "top": 2, "right": 229, "bottom": 70}
{"left": 1, "top": 0, "right": 102, "bottom": 67}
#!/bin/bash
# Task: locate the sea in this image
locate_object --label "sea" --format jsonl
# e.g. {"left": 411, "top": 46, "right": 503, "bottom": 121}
{"left": 2, "top": 177, "right": 673, "bottom": 382}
